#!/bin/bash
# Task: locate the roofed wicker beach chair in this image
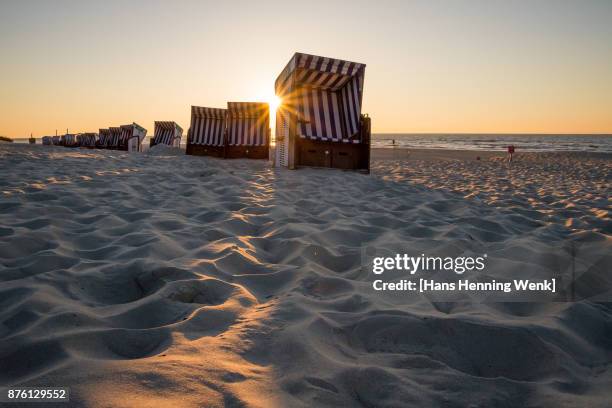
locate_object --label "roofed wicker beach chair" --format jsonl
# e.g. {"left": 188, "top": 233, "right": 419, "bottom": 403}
{"left": 150, "top": 121, "right": 183, "bottom": 148}
{"left": 61, "top": 134, "right": 78, "bottom": 147}
{"left": 274, "top": 52, "right": 370, "bottom": 172}
{"left": 186, "top": 106, "right": 227, "bottom": 158}
{"left": 97, "top": 129, "right": 111, "bottom": 148}
{"left": 225, "top": 102, "right": 270, "bottom": 159}
{"left": 78, "top": 133, "right": 97, "bottom": 148}
{"left": 118, "top": 123, "right": 147, "bottom": 152}
{"left": 107, "top": 127, "right": 122, "bottom": 149}
{"left": 42, "top": 136, "right": 53, "bottom": 146}
{"left": 52, "top": 136, "right": 61, "bottom": 146}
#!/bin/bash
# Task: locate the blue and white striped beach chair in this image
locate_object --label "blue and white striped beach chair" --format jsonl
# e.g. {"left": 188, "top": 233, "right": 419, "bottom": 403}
{"left": 108, "top": 127, "right": 122, "bottom": 149}
{"left": 150, "top": 121, "right": 183, "bottom": 148}
{"left": 118, "top": 123, "right": 147, "bottom": 152}
{"left": 225, "top": 102, "right": 270, "bottom": 159}
{"left": 97, "top": 129, "right": 111, "bottom": 148}
{"left": 185, "top": 106, "right": 227, "bottom": 157}
{"left": 61, "top": 134, "right": 78, "bottom": 147}
{"left": 274, "top": 52, "right": 370, "bottom": 171}
{"left": 78, "top": 133, "right": 97, "bottom": 148}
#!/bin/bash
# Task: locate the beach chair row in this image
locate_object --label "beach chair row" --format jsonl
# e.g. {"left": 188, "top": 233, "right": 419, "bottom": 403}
{"left": 95, "top": 123, "right": 148, "bottom": 152}
{"left": 186, "top": 102, "right": 270, "bottom": 159}
{"left": 186, "top": 52, "right": 370, "bottom": 171}
{"left": 40, "top": 52, "right": 371, "bottom": 171}
{"left": 41, "top": 122, "right": 182, "bottom": 152}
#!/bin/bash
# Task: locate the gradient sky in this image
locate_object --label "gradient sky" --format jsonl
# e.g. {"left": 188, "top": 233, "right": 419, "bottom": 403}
{"left": 1, "top": 0, "right": 611, "bottom": 137}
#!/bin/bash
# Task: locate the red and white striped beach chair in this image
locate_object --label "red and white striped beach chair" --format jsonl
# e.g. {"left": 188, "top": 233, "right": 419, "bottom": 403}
{"left": 274, "top": 52, "right": 370, "bottom": 171}
{"left": 150, "top": 121, "right": 183, "bottom": 148}
{"left": 185, "top": 106, "right": 227, "bottom": 158}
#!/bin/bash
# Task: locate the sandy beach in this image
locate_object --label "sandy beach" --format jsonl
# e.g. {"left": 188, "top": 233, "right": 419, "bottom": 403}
{"left": 1, "top": 143, "right": 611, "bottom": 407}
{"left": 374, "top": 148, "right": 611, "bottom": 234}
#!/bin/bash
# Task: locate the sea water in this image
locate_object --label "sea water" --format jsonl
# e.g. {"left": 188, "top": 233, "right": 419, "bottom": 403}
{"left": 372, "top": 133, "right": 612, "bottom": 153}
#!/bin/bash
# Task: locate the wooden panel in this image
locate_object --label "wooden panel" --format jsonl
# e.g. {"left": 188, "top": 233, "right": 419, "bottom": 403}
{"left": 297, "top": 137, "right": 369, "bottom": 171}
{"left": 185, "top": 144, "right": 225, "bottom": 158}
{"left": 225, "top": 145, "right": 269, "bottom": 160}
{"left": 297, "top": 138, "right": 331, "bottom": 168}
{"left": 331, "top": 144, "right": 359, "bottom": 169}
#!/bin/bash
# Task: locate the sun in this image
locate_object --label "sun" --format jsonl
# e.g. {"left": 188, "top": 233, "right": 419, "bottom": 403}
{"left": 254, "top": 90, "right": 282, "bottom": 146}
{"left": 253, "top": 87, "right": 282, "bottom": 117}
{"left": 267, "top": 94, "right": 281, "bottom": 116}
{"left": 263, "top": 94, "right": 281, "bottom": 147}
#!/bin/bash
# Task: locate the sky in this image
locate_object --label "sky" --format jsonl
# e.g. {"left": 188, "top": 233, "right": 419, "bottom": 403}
{"left": 1, "top": 0, "right": 611, "bottom": 138}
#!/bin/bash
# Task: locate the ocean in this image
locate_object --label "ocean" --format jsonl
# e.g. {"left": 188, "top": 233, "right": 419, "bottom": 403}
{"left": 372, "top": 134, "right": 612, "bottom": 153}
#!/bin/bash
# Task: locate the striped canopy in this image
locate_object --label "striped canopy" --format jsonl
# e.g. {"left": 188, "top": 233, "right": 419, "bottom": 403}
{"left": 275, "top": 52, "right": 366, "bottom": 143}
{"left": 108, "top": 127, "right": 122, "bottom": 147}
{"left": 98, "top": 129, "right": 111, "bottom": 146}
{"left": 119, "top": 125, "right": 132, "bottom": 146}
{"left": 190, "top": 106, "right": 227, "bottom": 146}
{"left": 227, "top": 102, "right": 269, "bottom": 147}
{"left": 153, "top": 121, "right": 182, "bottom": 146}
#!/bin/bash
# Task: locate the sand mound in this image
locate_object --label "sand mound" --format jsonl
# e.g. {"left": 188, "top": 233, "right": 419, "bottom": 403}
{"left": 146, "top": 144, "right": 184, "bottom": 156}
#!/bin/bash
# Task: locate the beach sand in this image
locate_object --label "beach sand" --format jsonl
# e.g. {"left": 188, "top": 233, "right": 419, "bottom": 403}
{"left": 0, "top": 143, "right": 611, "bottom": 407}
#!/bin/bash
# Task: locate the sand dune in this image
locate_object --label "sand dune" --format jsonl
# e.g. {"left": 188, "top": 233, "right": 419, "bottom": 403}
{"left": 1, "top": 144, "right": 611, "bottom": 407}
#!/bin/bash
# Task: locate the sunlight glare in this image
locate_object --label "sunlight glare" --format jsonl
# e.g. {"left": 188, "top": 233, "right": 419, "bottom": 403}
{"left": 267, "top": 94, "right": 281, "bottom": 117}
{"left": 264, "top": 94, "right": 281, "bottom": 147}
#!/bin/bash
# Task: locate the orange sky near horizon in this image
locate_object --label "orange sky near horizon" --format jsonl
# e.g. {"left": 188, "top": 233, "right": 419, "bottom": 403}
{"left": 1, "top": 0, "right": 611, "bottom": 138}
